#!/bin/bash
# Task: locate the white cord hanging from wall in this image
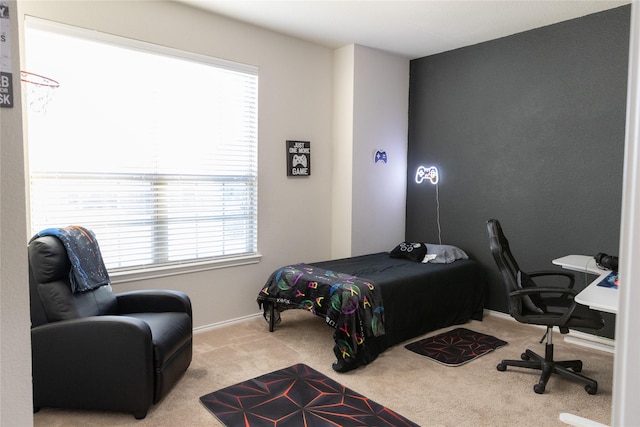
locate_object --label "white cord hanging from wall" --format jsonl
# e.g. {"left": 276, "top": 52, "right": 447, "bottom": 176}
{"left": 415, "top": 165, "right": 442, "bottom": 245}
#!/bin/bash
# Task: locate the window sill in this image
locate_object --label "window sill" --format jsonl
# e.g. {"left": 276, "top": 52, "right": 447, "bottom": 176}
{"left": 110, "top": 254, "right": 262, "bottom": 284}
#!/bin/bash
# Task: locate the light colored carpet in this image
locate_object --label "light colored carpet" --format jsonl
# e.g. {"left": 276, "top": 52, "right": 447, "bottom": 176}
{"left": 34, "top": 311, "right": 613, "bottom": 427}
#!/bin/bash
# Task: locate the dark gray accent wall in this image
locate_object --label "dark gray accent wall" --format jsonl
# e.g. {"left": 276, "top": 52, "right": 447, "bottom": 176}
{"left": 407, "top": 5, "right": 630, "bottom": 338}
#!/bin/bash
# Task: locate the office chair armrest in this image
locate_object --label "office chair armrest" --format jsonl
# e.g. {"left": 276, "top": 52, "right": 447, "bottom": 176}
{"left": 510, "top": 287, "right": 578, "bottom": 298}
{"left": 510, "top": 287, "right": 579, "bottom": 325}
{"left": 527, "top": 270, "right": 576, "bottom": 289}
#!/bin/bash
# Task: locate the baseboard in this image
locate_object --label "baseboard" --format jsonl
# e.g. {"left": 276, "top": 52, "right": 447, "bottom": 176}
{"left": 193, "top": 312, "right": 262, "bottom": 334}
{"left": 483, "top": 309, "right": 615, "bottom": 354}
{"left": 484, "top": 309, "right": 516, "bottom": 322}
{"left": 564, "top": 332, "right": 615, "bottom": 354}
{"left": 194, "top": 309, "right": 615, "bottom": 354}
{"left": 559, "top": 412, "right": 609, "bottom": 427}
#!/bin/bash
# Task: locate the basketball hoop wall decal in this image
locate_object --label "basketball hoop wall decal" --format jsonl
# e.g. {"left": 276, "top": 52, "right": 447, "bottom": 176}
{"left": 20, "top": 71, "right": 60, "bottom": 113}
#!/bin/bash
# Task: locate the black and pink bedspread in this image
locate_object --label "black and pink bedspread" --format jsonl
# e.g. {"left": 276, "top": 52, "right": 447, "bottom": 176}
{"left": 258, "top": 263, "right": 385, "bottom": 371}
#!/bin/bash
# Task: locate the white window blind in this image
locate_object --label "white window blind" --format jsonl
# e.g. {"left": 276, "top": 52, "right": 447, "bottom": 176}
{"left": 25, "top": 18, "right": 258, "bottom": 271}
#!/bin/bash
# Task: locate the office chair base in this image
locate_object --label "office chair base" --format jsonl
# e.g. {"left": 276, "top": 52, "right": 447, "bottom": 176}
{"left": 496, "top": 345, "right": 598, "bottom": 395}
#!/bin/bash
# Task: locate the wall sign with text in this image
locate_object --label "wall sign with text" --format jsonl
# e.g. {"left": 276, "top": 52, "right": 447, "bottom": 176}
{"left": 0, "top": 1, "right": 14, "bottom": 108}
{"left": 287, "top": 140, "right": 311, "bottom": 176}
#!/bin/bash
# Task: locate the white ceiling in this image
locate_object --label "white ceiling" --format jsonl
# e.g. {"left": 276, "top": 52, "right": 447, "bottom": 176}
{"left": 178, "top": 0, "right": 630, "bottom": 59}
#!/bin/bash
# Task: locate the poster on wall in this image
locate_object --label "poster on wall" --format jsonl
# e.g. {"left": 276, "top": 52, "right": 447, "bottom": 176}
{"left": 286, "top": 140, "right": 311, "bottom": 176}
{"left": 374, "top": 149, "right": 388, "bottom": 164}
{"left": 0, "top": 1, "right": 13, "bottom": 108}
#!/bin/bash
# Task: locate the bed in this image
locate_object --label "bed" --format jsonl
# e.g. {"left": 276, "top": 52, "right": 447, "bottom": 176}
{"left": 257, "top": 245, "right": 486, "bottom": 372}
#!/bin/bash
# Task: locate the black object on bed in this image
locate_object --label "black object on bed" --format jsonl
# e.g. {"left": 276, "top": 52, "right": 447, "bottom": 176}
{"left": 257, "top": 252, "right": 486, "bottom": 372}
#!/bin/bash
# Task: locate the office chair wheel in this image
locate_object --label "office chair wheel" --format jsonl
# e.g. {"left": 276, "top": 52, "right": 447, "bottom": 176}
{"left": 497, "top": 363, "right": 507, "bottom": 371}
{"left": 585, "top": 384, "right": 597, "bottom": 395}
{"left": 534, "top": 383, "right": 546, "bottom": 394}
{"left": 521, "top": 352, "right": 530, "bottom": 361}
{"left": 572, "top": 361, "right": 583, "bottom": 373}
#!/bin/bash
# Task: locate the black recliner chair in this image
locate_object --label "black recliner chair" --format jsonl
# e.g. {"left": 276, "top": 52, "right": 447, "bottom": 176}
{"left": 29, "top": 229, "right": 193, "bottom": 419}
{"left": 486, "top": 219, "right": 604, "bottom": 395}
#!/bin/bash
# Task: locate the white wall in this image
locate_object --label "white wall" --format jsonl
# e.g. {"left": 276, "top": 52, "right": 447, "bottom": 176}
{"left": 17, "top": 0, "right": 336, "bottom": 329}
{"left": 1, "top": 1, "right": 33, "bottom": 425}
{"left": 331, "top": 45, "right": 355, "bottom": 259}
{"left": 332, "top": 44, "right": 409, "bottom": 258}
{"left": 613, "top": 2, "right": 640, "bottom": 424}
{"left": 351, "top": 45, "right": 408, "bottom": 256}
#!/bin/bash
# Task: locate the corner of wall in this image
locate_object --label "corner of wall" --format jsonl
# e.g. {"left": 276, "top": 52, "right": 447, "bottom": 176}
{"left": 1, "top": 1, "right": 34, "bottom": 425}
{"left": 330, "top": 44, "right": 410, "bottom": 258}
{"left": 331, "top": 45, "right": 355, "bottom": 259}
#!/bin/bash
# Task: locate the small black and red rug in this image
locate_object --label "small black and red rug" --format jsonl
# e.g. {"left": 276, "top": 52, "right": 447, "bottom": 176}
{"left": 405, "top": 327, "right": 508, "bottom": 366}
{"left": 200, "top": 363, "right": 418, "bottom": 427}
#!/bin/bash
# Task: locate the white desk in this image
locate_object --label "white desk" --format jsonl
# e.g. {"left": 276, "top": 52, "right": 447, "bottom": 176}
{"left": 575, "top": 272, "right": 619, "bottom": 314}
{"left": 554, "top": 256, "right": 616, "bottom": 427}
{"left": 552, "top": 255, "right": 619, "bottom": 314}
{"left": 552, "top": 254, "right": 603, "bottom": 275}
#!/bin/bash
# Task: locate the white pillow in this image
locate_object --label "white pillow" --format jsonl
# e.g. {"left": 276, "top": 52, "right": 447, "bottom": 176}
{"left": 422, "top": 244, "right": 469, "bottom": 264}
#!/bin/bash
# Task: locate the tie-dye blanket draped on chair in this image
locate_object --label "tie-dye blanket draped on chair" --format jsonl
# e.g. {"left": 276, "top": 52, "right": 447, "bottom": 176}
{"left": 30, "top": 226, "right": 111, "bottom": 293}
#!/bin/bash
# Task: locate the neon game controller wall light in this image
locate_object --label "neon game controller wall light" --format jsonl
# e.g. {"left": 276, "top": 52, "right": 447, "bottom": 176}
{"left": 415, "top": 165, "right": 439, "bottom": 185}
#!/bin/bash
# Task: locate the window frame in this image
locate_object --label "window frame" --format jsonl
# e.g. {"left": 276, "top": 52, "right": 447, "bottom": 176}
{"left": 24, "top": 17, "right": 262, "bottom": 282}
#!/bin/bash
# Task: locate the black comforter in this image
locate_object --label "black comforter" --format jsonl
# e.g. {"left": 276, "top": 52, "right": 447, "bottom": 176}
{"left": 258, "top": 252, "right": 486, "bottom": 371}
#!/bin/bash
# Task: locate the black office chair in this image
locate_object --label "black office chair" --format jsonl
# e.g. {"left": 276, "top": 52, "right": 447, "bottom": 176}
{"left": 486, "top": 219, "right": 605, "bottom": 394}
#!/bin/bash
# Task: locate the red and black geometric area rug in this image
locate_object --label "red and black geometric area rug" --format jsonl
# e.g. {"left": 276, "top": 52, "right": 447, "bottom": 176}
{"left": 199, "top": 363, "right": 419, "bottom": 427}
{"left": 405, "top": 327, "right": 508, "bottom": 366}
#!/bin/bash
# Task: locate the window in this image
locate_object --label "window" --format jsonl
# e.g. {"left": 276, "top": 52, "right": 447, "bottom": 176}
{"left": 24, "top": 18, "right": 258, "bottom": 274}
